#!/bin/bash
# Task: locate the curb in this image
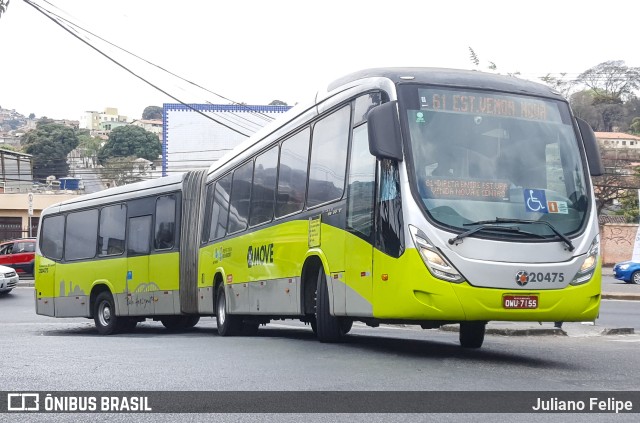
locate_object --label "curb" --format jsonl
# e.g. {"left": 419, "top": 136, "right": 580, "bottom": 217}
{"left": 601, "top": 293, "right": 640, "bottom": 301}
{"left": 441, "top": 324, "right": 565, "bottom": 337}
{"left": 601, "top": 327, "right": 635, "bottom": 335}
{"left": 440, "top": 324, "right": 635, "bottom": 337}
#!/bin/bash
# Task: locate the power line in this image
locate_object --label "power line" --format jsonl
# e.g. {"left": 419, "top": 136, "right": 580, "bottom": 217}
{"left": 37, "top": 0, "right": 276, "bottom": 124}
{"left": 22, "top": 0, "right": 253, "bottom": 138}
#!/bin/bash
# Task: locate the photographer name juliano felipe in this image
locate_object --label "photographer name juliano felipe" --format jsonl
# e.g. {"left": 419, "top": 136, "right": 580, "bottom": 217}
{"left": 532, "top": 397, "right": 633, "bottom": 413}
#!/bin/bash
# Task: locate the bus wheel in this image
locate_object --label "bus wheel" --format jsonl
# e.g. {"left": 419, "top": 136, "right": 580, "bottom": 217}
{"left": 185, "top": 316, "right": 200, "bottom": 328}
{"left": 161, "top": 316, "right": 185, "bottom": 330}
{"left": 459, "top": 322, "right": 486, "bottom": 348}
{"left": 340, "top": 320, "right": 353, "bottom": 335}
{"left": 94, "top": 291, "right": 120, "bottom": 335}
{"left": 216, "top": 284, "right": 242, "bottom": 336}
{"left": 161, "top": 316, "right": 200, "bottom": 330}
{"left": 315, "top": 266, "right": 344, "bottom": 342}
{"left": 309, "top": 317, "right": 318, "bottom": 335}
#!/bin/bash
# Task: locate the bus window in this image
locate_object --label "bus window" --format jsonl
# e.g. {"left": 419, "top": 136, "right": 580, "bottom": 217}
{"left": 347, "top": 124, "right": 375, "bottom": 238}
{"left": 276, "top": 128, "right": 310, "bottom": 217}
{"left": 98, "top": 204, "right": 126, "bottom": 256}
{"left": 127, "top": 216, "right": 152, "bottom": 255}
{"left": 155, "top": 195, "right": 176, "bottom": 250}
{"left": 228, "top": 161, "right": 253, "bottom": 234}
{"left": 202, "top": 183, "right": 215, "bottom": 242}
{"left": 353, "top": 92, "right": 382, "bottom": 126}
{"left": 250, "top": 146, "right": 278, "bottom": 227}
{"left": 307, "top": 105, "right": 350, "bottom": 207}
{"left": 210, "top": 175, "right": 232, "bottom": 240}
{"left": 40, "top": 215, "right": 65, "bottom": 261}
{"left": 65, "top": 209, "right": 99, "bottom": 261}
{"left": 376, "top": 159, "right": 404, "bottom": 257}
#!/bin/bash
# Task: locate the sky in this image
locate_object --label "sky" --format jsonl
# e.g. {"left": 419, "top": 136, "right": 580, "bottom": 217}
{"left": 1, "top": 0, "right": 638, "bottom": 122}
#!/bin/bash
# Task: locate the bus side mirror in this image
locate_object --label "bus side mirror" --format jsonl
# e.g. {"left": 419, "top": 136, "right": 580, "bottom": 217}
{"left": 367, "top": 101, "right": 403, "bottom": 162}
{"left": 576, "top": 117, "right": 604, "bottom": 176}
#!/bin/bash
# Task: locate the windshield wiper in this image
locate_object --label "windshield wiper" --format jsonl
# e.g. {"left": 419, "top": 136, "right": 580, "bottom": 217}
{"left": 457, "top": 217, "right": 574, "bottom": 251}
{"left": 448, "top": 224, "right": 529, "bottom": 247}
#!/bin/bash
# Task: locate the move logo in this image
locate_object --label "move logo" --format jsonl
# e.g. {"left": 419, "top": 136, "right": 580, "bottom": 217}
{"left": 247, "top": 243, "right": 274, "bottom": 268}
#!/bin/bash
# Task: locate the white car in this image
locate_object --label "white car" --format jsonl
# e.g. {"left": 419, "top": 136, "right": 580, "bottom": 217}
{"left": 0, "top": 264, "right": 19, "bottom": 294}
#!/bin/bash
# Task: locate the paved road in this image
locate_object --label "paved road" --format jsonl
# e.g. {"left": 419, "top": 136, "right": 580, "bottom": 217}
{"left": 2, "top": 287, "right": 639, "bottom": 422}
{"left": 14, "top": 270, "right": 640, "bottom": 336}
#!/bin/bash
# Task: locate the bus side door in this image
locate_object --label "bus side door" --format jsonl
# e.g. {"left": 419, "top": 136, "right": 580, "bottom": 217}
{"left": 126, "top": 215, "right": 153, "bottom": 316}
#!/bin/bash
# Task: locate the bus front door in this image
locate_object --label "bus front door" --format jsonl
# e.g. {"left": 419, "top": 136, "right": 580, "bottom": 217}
{"left": 344, "top": 124, "right": 376, "bottom": 316}
{"left": 126, "top": 215, "right": 153, "bottom": 316}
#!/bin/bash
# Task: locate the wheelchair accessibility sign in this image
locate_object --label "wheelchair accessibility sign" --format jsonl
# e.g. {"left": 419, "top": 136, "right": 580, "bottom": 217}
{"left": 524, "top": 189, "right": 568, "bottom": 214}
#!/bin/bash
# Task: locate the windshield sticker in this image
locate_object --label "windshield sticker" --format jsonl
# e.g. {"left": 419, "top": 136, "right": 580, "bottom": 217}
{"left": 425, "top": 178, "right": 509, "bottom": 201}
{"left": 415, "top": 111, "right": 426, "bottom": 123}
{"left": 524, "top": 189, "right": 548, "bottom": 212}
{"left": 419, "top": 89, "right": 562, "bottom": 123}
{"left": 548, "top": 201, "right": 569, "bottom": 214}
{"left": 523, "top": 189, "right": 569, "bottom": 214}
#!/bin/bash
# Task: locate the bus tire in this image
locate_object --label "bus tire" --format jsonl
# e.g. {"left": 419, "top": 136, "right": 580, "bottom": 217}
{"left": 185, "top": 315, "right": 200, "bottom": 328}
{"left": 161, "top": 315, "right": 200, "bottom": 330}
{"left": 459, "top": 322, "right": 486, "bottom": 348}
{"left": 315, "top": 266, "right": 344, "bottom": 343}
{"left": 161, "top": 316, "right": 184, "bottom": 330}
{"left": 216, "top": 284, "right": 242, "bottom": 336}
{"left": 94, "top": 291, "right": 120, "bottom": 335}
{"left": 309, "top": 317, "right": 318, "bottom": 335}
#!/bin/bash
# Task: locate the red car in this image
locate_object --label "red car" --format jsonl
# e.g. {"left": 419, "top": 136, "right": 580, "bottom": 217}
{"left": 0, "top": 238, "right": 36, "bottom": 275}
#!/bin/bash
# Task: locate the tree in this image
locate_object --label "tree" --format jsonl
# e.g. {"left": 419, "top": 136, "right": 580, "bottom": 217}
{"left": 76, "top": 133, "right": 102, "bottom": 167}
{"left": 0, "top": 1, "right": 9, "bottom": 19}
{"left": 22, "top": 123, "right": 79, "bottom": 179}
{"left": 98, "top": 125, "right": 161, "bottom": 164}
{"left": 570, "top": 90, "right": 602, "bottom": 130}
{"left": 592, "top": 147, "right": 640, "bottom": 215}
{"left": 99, "top": 156, "right": 149, "bottom": 187}
{"left": 0, "top": 144, "right": 19, "bottom": 152}
{"left": 28, "top": 113, "right": 36, "bottom": 119}
{"left": 269, "top": 100, "right": 288, "bottom": 106}
{"left": 576, "top": 61, "right": 640, "bottom": 132}
{"left": 142, "top": 106, "right": 163, "bottom": 120}
{"left": 539, "top": 73, "right": 575, "bottom": 99}
{"left": 615, "top": 189, "right": 639, "bottom": 223}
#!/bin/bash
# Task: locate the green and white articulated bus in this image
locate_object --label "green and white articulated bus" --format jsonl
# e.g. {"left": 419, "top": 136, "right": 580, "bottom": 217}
{"left": 35, "top": 68, "right": 604, "bottom": 348}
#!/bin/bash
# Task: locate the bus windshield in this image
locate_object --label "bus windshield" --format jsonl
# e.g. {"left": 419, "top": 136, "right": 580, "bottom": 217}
{"left": 401, "top": 86, "right": 589, "bottom": 238}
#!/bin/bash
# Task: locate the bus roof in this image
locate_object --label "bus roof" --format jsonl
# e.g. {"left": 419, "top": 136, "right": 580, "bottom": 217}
{"left": 327, "top": 67, "right": 564, "bottom": 100}
{"left": 41, "top": 172, "right": 187, "bottom": 213}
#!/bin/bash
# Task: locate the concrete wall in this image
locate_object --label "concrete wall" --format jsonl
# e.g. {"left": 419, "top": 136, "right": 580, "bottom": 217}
{"left": 600, "top": 223, "right": 637, "bottom": 265}
{"left": 0, "top": 192, "right": 80, "bottom": 239}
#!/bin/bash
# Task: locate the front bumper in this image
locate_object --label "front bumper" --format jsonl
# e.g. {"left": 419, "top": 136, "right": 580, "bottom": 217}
{"left": 0, "top": 274, "right": 19, "bottom": 292}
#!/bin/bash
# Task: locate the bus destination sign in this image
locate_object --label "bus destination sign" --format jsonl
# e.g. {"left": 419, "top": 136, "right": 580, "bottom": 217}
{"left": 419, "top": 88, "right": 561, "bottom": 122}
{"left": 425, "top": 178, "right": 509, "bottom": 201}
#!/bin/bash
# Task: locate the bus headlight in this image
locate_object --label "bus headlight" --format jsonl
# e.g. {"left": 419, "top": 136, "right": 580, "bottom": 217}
{"left": 409, "top": 225, "right": 465, "bottom": 283}
{"left": 570, "top": 235, "right": 599, "bottom": 286}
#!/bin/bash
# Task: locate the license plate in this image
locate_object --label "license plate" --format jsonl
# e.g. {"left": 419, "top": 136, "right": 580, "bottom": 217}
{"left": 503, "top": 295, "right": 538, "bottom": 309}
